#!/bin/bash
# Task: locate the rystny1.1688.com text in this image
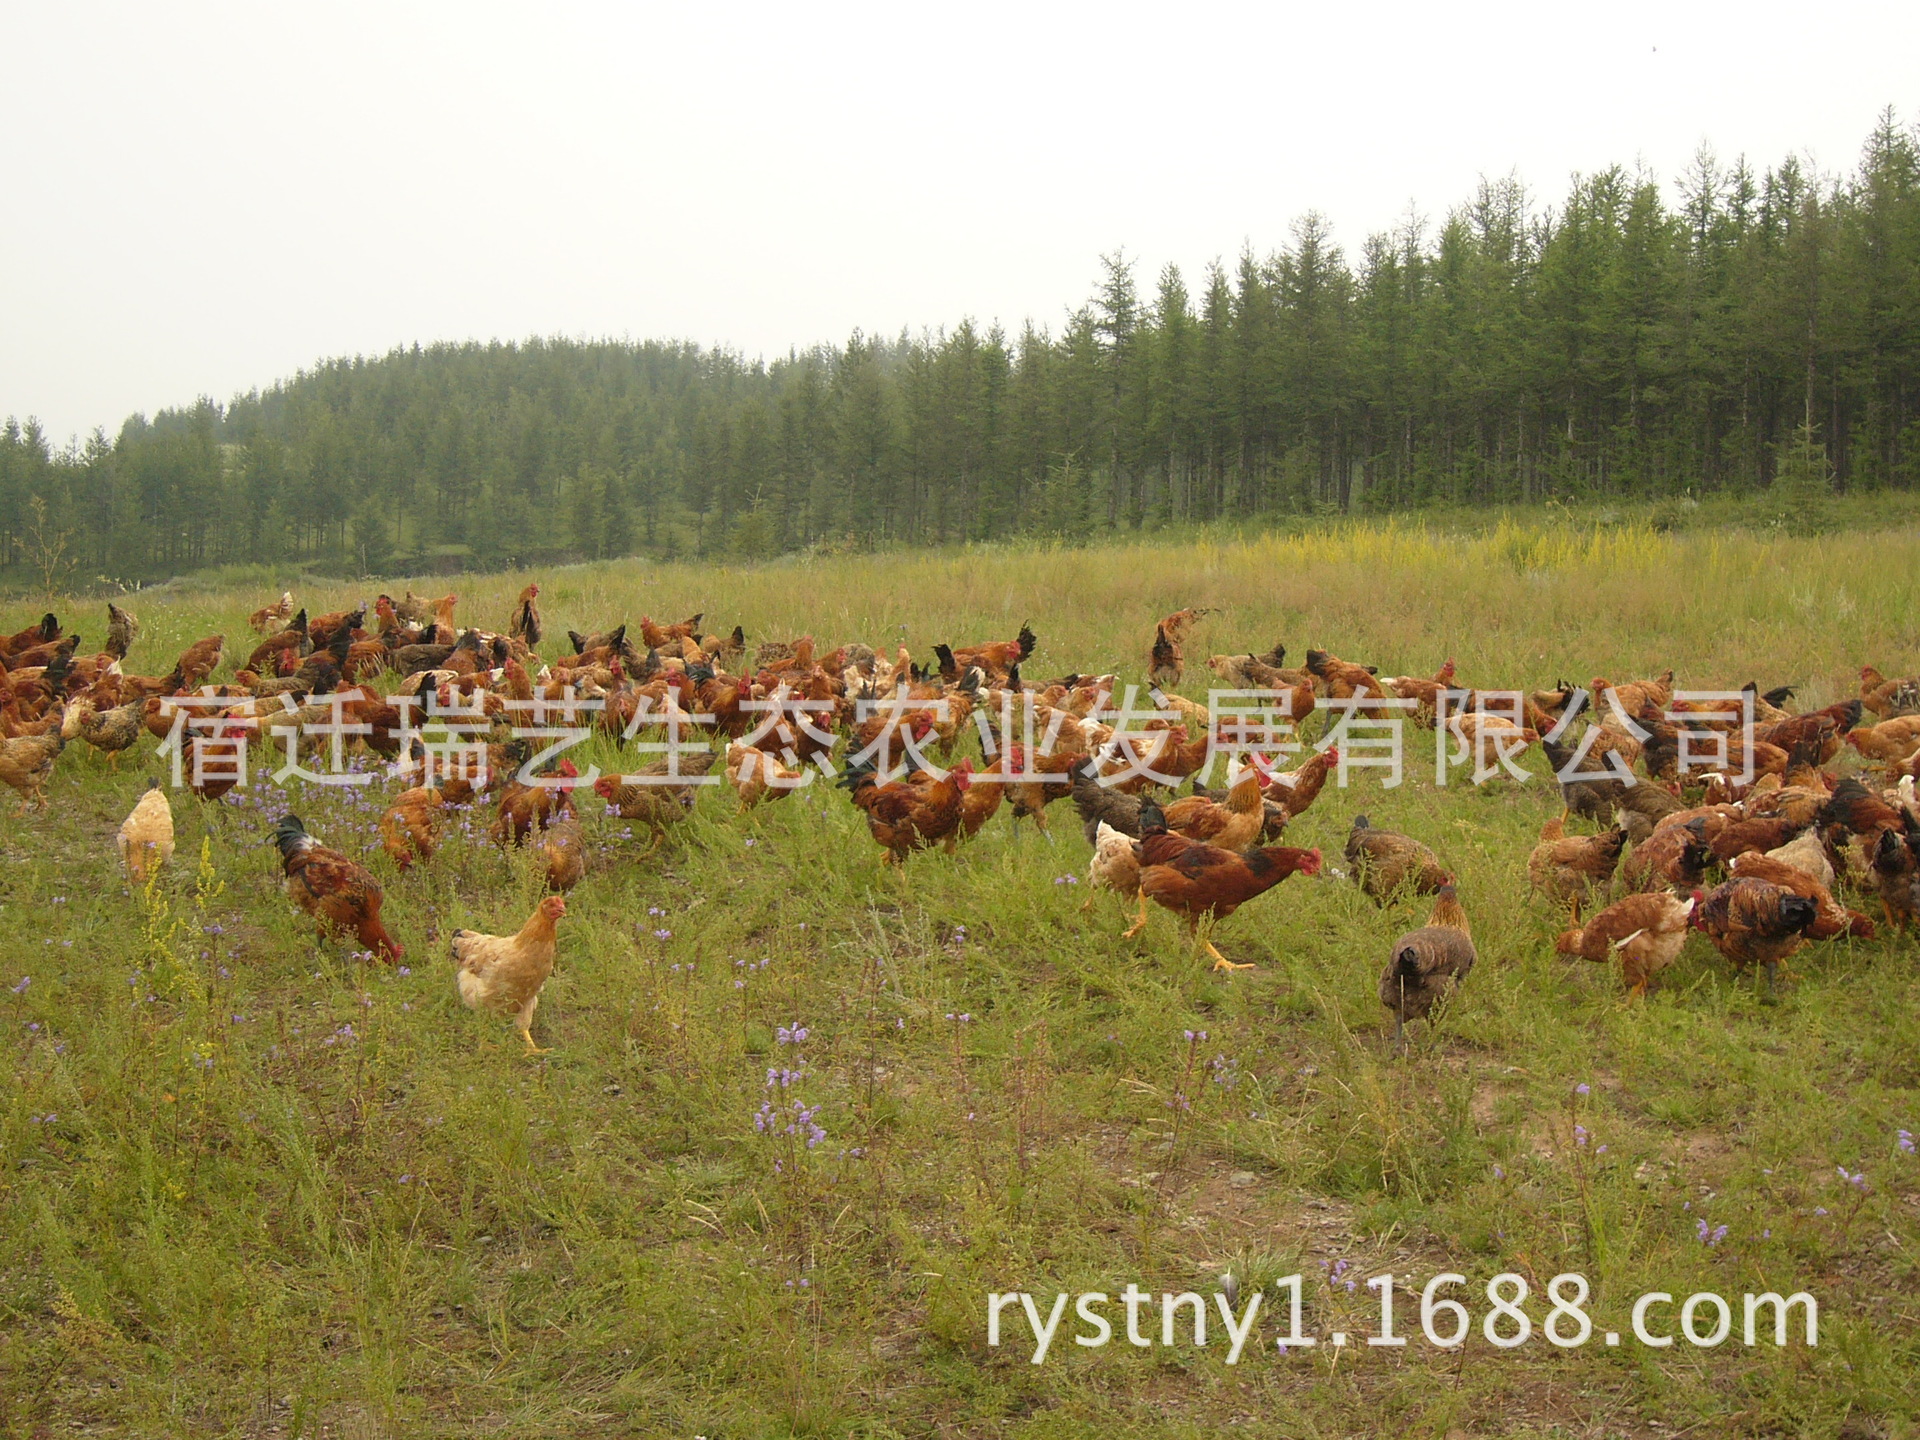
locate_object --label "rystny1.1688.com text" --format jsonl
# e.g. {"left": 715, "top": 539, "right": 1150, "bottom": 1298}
{"left": 987, "top": 1274, "right": 1816, "bottom": 1364}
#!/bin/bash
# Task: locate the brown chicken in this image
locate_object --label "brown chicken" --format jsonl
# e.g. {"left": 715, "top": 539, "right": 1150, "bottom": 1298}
{"left": 949, "top": 622, "right": 1036, "bottom": 680}
{"left": 1690, "top": 878, "right": 1819, "bottom": 994}
{"left": 1381, "top": 658, "right": 1459, "bottom": 723}
{"left": 1818, "top": 775, "right": 1904, "bottom": 842}
{"left": 1654, "top": 802, "right": 1742, "bottom": 842}
{"left": 1176, "top": 745, "right": 1337, "bottom": 844}
{"left": 1613, "top": 781, "right": 1686, "bottom": 845}
{"left": 1000, "top": 741, "right": 1083, "bottom": 829}
{"left": 1379, "top": 884, "right": 1476, "bottom": 1046}
{"left": 249, "top": 592, "right": 295, "bottom": 634}
{"left": 1156, "top": 765, "right": 1268, "bottom": 851}
{"left": 306, "top": 608, "right": 363, "bottom": 648}
{"left": 1620, "top": 816, "right": 1715, "bottom": 893}
{"left": 1089, "top": 722, "right": 1204, "bottom": 794}
{"left": 726, "top": 741, "right": 807, "bottom": 813}
{"left": 453, "top": 896, "right": 567, "bottom": 1054}
{"left": 1148, "top": 608, "right": 1209, "bottom": 689}
{"left": 1859, "top": 665, "right": 1920, "bottom": 719}
{"left": 157, "top": 634, "right": 218, "bottom": 689}
{"left": 1135, "top": 798, "right": 1323, "bottom": 969}
{"left": 1304, "top": 647, "right": 1379, "bottom": 699}
{"left": 1743, "top": 783, "right": 1832, "bottom": 832}
{"left": 1147, "top": 622, "right": 1184, "bottom": 689}
{"left": 246, "top": 613, "right": 308, "bottom": 673}
{"left": 0, "top": 612, "right": 60, "bottom": 661}
{"left": 841, "top": 758, "right": 975, "bottom": 863}
{"left": 685, "top": 662, "right": 754, "bottom": 740}
{"left": 955, "top": 771, "right": 1006, "bottom": 840}
{"left": 509, "top": 584, "right": 543, "bottom": 648}
{"left": 273, "top": 814, "right": 402, "bottom": 960}
{"left": 539, "top": 818, "right": 586, "bottom": 892}
{"left": 639, "top": 612, "right": 704, "bottom": 650}
{"left": 342, "top": 638, "right": 391, "bottom": 684}
{"left": 1846, "top": 716, "right": 1920, "bottom": 764}
{"left": 702, "top": 624, "right": 747, "bottom": 663}
{"left": 1527, "top": 817, "right": 1627, "bottom": 916}
{"left": 1753, "top": 700, "right": 1862, "bottom": 768}
{"left": 1554, "top": 891, "right": 1696, "bottom": 997}
{"left": 5, "top": 632, "right": 79, "bottom": 674}
{"left": 1591, "top": 670, "right": 1674, "bottom": 719}
{"left": 378, "top": 777, "right": 474, "bottom": 870}
{"left": 1345, "top": 814, "right": 1451, "bottom": 904}
{"left": 1707, "top": 814, "right": 1810, "bottom": 866}
{"left": 1268, "top": 744, "right": 1340, "bottom": 821}
{"left": 490, "top": 760, "right": 578, "bottom": 845}
{"left": 1207, "top": 649, "right": 1317, "bottom": 723}
{"left": 428, "top": 593, "right": 460, "bottom": 645}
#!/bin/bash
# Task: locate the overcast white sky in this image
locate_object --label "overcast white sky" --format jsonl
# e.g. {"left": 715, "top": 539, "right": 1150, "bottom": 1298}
{"left": 5, "top": 2, "right": 1917, "bottom": 445}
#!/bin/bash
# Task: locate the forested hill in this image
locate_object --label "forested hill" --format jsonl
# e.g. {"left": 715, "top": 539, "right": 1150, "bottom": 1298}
{"left": 5, "top": 111, "right": 1919, "bottom": 583}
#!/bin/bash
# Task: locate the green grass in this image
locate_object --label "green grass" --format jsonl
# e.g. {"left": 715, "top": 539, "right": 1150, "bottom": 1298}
{"left": 4, "top": 512, "right": 1920, "bottom": 1437}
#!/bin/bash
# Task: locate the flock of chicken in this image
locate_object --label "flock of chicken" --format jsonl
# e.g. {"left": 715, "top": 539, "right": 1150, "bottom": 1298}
{"left": 5, "top": 592, "right": 1920, "bottom": 1053}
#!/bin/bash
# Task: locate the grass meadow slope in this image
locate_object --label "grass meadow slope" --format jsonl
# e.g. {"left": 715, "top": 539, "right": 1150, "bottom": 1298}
{"left": 4, "top": 511, "right": 1920, "bottom": 1437}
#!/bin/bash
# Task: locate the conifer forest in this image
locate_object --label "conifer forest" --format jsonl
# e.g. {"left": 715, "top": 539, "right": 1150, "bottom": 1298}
{"left": 4, "top": 112, "right": 1919, "bottom": 582}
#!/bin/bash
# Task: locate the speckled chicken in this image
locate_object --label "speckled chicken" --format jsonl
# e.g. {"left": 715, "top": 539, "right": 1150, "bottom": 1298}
{"left": 594, "top": 748, "right": 720, "bottom": 854}
{"left": 1691, "top": 878, "right": 1820, "bottom": 994}
{"left": 1345, "top": 814, "right": 1451, "bottom": 904}
{"left": 1868, "top": 820, "right": 1920, "bottom": 930}
{"left": 65, "top": 696, "right": 146, "bottom": 770}
{"left": 1379, "top": 884, "right": 1476, "bottom": 1046}
{"left": 0, "top": 717, "right": 68, "bottom": 811}
{"left": 1728, "top": 853, "right": 1874, "bottom": 940}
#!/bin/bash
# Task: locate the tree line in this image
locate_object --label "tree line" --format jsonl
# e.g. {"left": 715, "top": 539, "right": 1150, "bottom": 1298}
{"left": 5, "top": 109, "right": 1918, "bottom": 583}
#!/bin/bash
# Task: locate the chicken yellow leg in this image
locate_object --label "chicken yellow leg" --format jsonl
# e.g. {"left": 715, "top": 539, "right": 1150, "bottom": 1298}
{"left": 1195, "top": 921, "right": 1254, "bottom": 971}
{"left": 516, "top": 997, "right": 551, "bottom": 1056}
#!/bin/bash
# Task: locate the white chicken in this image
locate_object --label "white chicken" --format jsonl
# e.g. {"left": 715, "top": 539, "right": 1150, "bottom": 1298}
{"left": 1084, "top": 819, "right": 1145, "bottom": 934}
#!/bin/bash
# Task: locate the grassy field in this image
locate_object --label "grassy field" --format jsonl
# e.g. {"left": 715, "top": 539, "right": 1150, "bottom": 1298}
{"left": 4, "top": 515, "right": 1920, "bottom": 1437}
